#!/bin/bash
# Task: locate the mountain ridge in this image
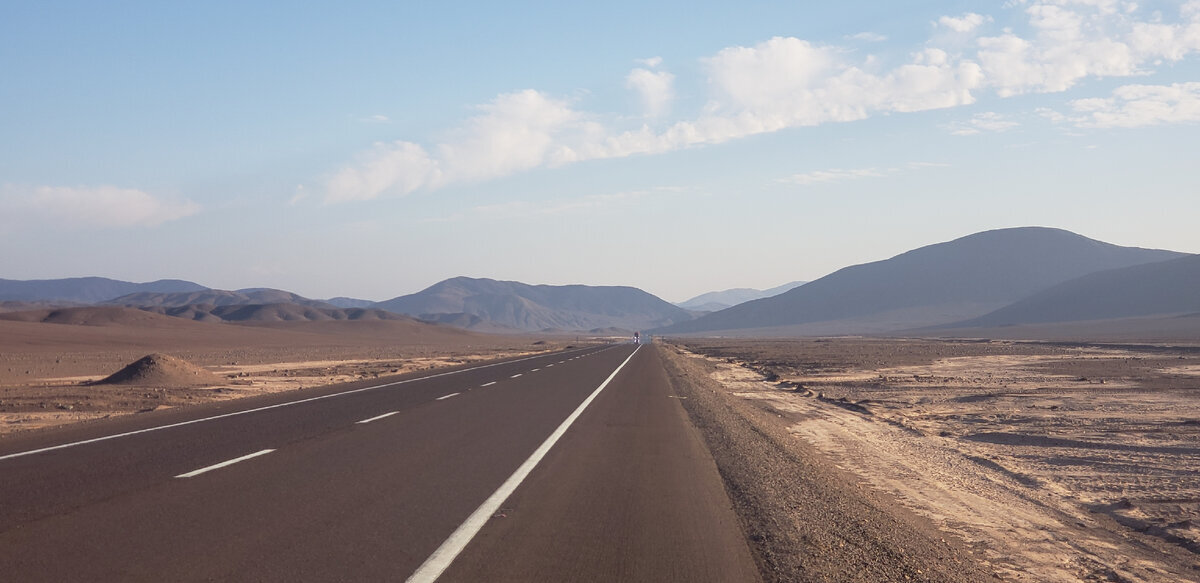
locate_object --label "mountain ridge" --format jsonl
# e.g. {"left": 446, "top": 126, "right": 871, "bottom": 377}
{"left": 946, "top": 253, "right": 1200, "bottom": 328}
{"left": 0, "top": 277, "right": 207, "bottom": 304}
{"left": 656, "top": 227, "right": 1187, "bottom": 336}
{"left": 374, "top": 276, "right": 695, "bottom": 332}
{"left": 676, "top": 281, "right": 807, "bottom": 312}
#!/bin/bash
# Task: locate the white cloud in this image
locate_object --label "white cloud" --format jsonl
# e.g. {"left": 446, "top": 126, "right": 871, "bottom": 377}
{"left": 325, "top": 90, "right": 605, "bottom": 202}
{"left": 848, "top": 32, "right": 888, "bottom": 42}
{"left": 977, "top": 0, "right": 1200, "bottom": 96}
{"left": 326, "top": 141, "right": 441, "bottom": 201}
{"left": 780, "top": 162, "right": 947, "bottom": 186}
{"left": 323, "top": 3, "right": 1200, "bottom": 201}
{"left": 782, "top": 168, "right": 886, "bottom": 185}
{"left": 704, "top": 39, "right": 983, "bottom": 123}
{"left": 625, "top": 67, "right": 675, "bottom": 117}
{"left": 0, "top": 185, "right": 199, "bottom": 228}
{"left": 1063, "top": 82, "right": 1200, "bottom": 127}
{"left": 945, "top": 111, "right": 1021, "bottom": 135}
{"left": 938, "top": 13, "right": 989, "bottom": 33}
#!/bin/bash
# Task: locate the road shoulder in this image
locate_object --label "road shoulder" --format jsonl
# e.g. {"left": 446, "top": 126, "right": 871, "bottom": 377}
{"left": 658, "top": 342, "right": 996, "bottom": 583}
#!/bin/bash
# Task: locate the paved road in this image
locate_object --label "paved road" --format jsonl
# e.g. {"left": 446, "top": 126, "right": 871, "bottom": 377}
{"left": 0, "top": 344, "right": 759, "bottom": 582}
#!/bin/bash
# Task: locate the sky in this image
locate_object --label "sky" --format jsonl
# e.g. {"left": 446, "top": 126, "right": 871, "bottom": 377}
{"left": 1, "top": 0, "right": 1198, "bottom": 303}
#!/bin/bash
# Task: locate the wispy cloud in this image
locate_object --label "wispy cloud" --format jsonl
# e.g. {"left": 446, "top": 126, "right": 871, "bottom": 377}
{"left": 780, "top": 162, "right": 947, "bottom": 186}
{"left": 427, "top": 187, "right": 682, "bottom": 223}
{"left": 937, "top": 13, "right": 989, "bottom": 33}
{"left": 945, "top": 111, "right": 1020, "bottom": 135}
{"left": 0, "top": 184, "right": 200, "bottom": 228}
{"left": 1060, "top": 82, "right": 1200, "bottom": 128}
{"left": 323, "top": 1, "right": 1200, "bottom": 202}
{"left": 847, "top": 32, "right": 888, "bottom": 42}
{"left": 781, "top": 168, "right": 887, "bottom": 186}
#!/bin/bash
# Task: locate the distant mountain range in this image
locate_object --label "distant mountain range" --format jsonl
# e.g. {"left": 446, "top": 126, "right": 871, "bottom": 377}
{"left": 0, "top": 277, "right": 206, "bottom": 304}
{"left": 0, "top": 275, "right": 697, "bottom": 333}
{"left": 105, "top": 289, "right": 336, "bottom": 309}
{"left": 676, "top": 281, "right": 807, "bottom": 312}
{"left": 374, "top": 277, "right": 695, "bottom": 332}
{"left": 5, "top": 227, "right": 1197, "bottom": 338}
{"left": 656, "top": 227, "right": 1189, "bottom": 336}
{"left": 324, "top": 297, "right": 377, "bottom": 309}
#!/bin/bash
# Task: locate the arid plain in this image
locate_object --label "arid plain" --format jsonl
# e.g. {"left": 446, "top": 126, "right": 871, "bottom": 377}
{"left": 4, "top": 303, "right": 1200, "bottom": 581}
{"left": 0, "top": 307, "right": 563, "bottom": 435}
{"left": 667, "top": 337, "right": 1200, "bottom": 582}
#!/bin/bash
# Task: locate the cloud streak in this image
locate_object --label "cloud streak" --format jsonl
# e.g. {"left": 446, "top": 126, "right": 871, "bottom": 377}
{"left": 1064, "top": 82, "right": 1200, "bottom": 128}
{"left": 780, "top": 162, "right": 948, "bottom": 186}
{"left": 0, "top": 185, "right": 200, "bottom": 228}
{"left": 324, "top": 1, "right": 1200, "bottom": 202}
{"left": 945, "top": 112, "right": 1021, "bottom": 135}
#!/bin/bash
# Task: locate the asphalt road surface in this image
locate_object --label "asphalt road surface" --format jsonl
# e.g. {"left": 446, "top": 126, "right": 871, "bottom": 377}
{"left": 0, "top": 344, "right": 760, "bottom": 582}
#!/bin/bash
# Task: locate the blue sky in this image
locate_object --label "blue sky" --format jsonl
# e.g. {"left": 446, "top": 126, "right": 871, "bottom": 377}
{"left": 2, "top": 1, "right": 1198, "bottom": 302}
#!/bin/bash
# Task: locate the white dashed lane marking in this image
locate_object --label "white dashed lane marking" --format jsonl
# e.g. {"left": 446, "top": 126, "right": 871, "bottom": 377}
{"left": 357, "top": 412, "right": 399, "bottom": 424}
{"left": 176, "top": 449, "right": 275, "bottom": 479}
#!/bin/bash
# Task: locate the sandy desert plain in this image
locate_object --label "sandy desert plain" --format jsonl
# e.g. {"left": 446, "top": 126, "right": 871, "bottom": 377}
{"left": 4, "top": 305, "right": 1200, "bottom": 581}
{"left": 0, "top": 307, "right": 566, "bottom": 434}
{"left": 662, "top": 337, "right": 1200, "bottom": 582}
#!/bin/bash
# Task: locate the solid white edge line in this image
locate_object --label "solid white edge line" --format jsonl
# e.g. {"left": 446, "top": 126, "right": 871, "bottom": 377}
{"left": 435, "top": 393, "right": 460, "bottom": 401}
{"left": 0, "top": 346, "right": 611, "bottom": 463}
{"left": 405, "top": 344, "right": 642, "bottom": 583}
{"left": 175, "top": 449, "right": 275, "bottom": 478}
{"left": 357, "top": 411, "right": 399, "bottom": 424}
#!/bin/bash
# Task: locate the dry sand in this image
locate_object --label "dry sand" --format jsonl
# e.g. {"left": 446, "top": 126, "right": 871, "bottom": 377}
{"left": 0, "top": 310, "right": 564, "bottom": 435}
{"left": 671, "top": 338, "right": 1200, "bottom": 582}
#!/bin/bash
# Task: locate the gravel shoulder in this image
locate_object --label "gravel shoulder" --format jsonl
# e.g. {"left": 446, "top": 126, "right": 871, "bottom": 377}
{"left": 658, "top": 342, "right": 997, "bottom": 583}
{"left": 662, "top": 338, "right": 1200, "bottom": 582}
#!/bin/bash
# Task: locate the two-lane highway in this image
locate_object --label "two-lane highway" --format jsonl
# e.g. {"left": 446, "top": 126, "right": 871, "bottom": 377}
{"left": 0, "top": 343, "right": 759, "bottom": 582}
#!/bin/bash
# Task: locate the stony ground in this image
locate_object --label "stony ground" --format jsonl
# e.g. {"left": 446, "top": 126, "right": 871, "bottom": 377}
{"left": 666, "top": 338, "right": 1200, "bottom": 582}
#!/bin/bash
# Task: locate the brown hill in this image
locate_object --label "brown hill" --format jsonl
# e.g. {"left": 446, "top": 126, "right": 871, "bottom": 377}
{"left": 106, "top": 288, "right": 333, "bottom": 309}
{"left": 93, "top": 353, "right": 223, "bottom": 387}
{"left": 0, "top": 306, "right": 200, "bottom": 328}
{"left": 138, "top": 303, "right": 412, "bottom": 323}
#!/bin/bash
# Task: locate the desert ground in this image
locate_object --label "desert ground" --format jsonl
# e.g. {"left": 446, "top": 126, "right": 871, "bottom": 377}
{"left": 0, "top": 308, "right": 567, "bottom": 435}
{"left": 664, "top": 337, "right": 1200, "bottom": 582}
{"left": 7, "top": 307, "right": 1200, "bottom": 581}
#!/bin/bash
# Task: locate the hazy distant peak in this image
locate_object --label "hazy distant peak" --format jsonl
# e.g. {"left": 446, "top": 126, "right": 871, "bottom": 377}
{"left": 0, "top": 277, "right": 208, "bottom": 304}
{"left": 677, "top": 281, "right": 807, "bottom": 311}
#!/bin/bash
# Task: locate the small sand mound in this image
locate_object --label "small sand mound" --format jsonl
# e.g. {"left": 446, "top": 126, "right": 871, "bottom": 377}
{"left": 94, "top": 353, "right": 222, "bottom": 387}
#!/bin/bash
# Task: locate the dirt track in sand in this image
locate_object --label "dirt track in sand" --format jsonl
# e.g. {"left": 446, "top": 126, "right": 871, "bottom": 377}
{"left": 668, "top": 338, "right": 1200, "bottom": 582}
